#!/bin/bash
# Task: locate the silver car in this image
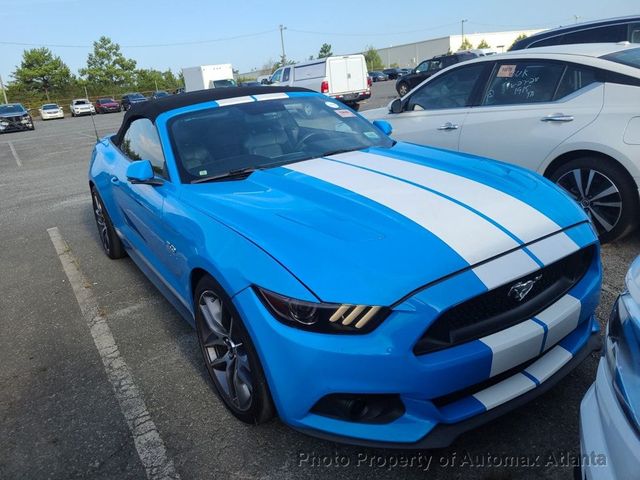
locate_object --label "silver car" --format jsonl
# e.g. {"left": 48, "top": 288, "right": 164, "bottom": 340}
{"left": 580, "top": 255, "right": 640, "bottom": 479}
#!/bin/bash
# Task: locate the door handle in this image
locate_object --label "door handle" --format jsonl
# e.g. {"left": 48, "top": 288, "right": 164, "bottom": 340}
{"left": 541, "top": 114, "right": 574, "bottom": 122}
{"left": 437, "top": 122, "right": 459, "bottom": 131}
{"left": 110, "top": 176, "right": 120, "bottom": 185}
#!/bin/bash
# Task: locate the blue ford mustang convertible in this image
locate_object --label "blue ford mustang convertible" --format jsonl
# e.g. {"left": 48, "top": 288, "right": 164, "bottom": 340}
{"left": 89, "top": 86, "right": 602, "bottom": 447}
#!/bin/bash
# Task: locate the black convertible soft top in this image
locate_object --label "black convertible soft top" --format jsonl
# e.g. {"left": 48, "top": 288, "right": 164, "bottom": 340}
{"left": 113, "top": 86, "right": 313, "bottom": 146}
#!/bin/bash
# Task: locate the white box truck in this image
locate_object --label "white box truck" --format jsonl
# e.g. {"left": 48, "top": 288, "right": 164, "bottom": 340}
{"left": 268, "top": 55, "right": 371, "bottom": 108}
{"left": 181, "top": 64, "right": 236, "bottom": 92}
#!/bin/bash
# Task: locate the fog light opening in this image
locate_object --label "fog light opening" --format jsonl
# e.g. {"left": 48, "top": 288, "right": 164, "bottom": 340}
{"left": 311, "top": 393, "right": 404, "bottom": 424}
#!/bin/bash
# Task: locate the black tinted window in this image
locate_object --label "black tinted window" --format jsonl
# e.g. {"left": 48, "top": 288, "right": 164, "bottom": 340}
{"left": 562, "top": 24, "right": 627, "bottom": 44}
{"left": 483, "top": 62, "right": 564, "bottom": 105}
{"left": 554, "top": 65, "right": 599, "bottom": 99}
{"left": 602, "top": 47, "right": 640, "bottom": 69}
{"left": 121, "top": 119, "right": 167, "bottom": 178}
{"left": 282, "top": 68, "right": 291, "bottom": 82}
{"left": 408, "top": 64, "right": 485, "bottom": 110}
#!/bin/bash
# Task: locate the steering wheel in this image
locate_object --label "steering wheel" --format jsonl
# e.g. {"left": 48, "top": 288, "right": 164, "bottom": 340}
{"left": 294, "top": 131, "right": 327, "bottom": 149}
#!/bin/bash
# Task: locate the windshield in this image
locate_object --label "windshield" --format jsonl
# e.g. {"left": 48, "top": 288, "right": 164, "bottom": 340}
{"left": 42, "top": 104, "right": 59, "bottom": 110}
{"left": 74, "top": 100, "right": 89, "bottom": 105}
{"left": 0, "top": 104, "right": 26, "bottom": 114}
{"left": 169, "top": 95, "right": 394, "bottom": 183}
{"left": 212, "top": 79, "right": 237, "bottom": 88}
{"left": 601, "top": 47, "right": 640, "bottom": 69}
{"left": 98, "top": 98, "right": 115, "bottom": 103}
{"left": 154, "top": 91, "right": 169, "bottom": 97}
{"left": 130, "top": 93, "right": 145, "bottom": 99}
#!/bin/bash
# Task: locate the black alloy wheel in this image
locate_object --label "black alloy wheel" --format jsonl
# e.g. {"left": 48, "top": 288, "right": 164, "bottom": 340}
{"left": 194, "top": 275, "right": 275, "bottom": 424}
{"left": 550, "top": 157, "right": 638, "bottom": 243}
{"left": 91, "top": 186, "right": 125, "bottom": 259}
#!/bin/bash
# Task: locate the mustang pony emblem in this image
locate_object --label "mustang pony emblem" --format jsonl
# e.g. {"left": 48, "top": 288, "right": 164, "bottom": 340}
{"left": 508, "top": 275, "right": 543, "bottom": 302}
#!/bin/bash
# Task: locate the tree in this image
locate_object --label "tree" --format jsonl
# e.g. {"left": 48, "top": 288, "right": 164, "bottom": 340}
{"left": 80, "top": 36, "right": 137, "bottom": 87}
{"left": 477, "top": 39, "right": 491, "bottom": 49}
{"left": 318, "top": 43, "right": 333, "bottom": 58}
{"left": 11, "top": 47, "right": 72, "bottom": 100}
{"left": 510, "top": 33, "right": 528, "bottom": 50}
{"left": 363, "top": 45, "right": 383, "bottom": 71}
{"left": 459, "top": 38, "right": 473, "bottom": 51}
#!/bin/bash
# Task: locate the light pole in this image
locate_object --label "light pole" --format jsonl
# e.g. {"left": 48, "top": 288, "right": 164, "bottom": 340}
{"left": 279, "top": 24, "right": 287, "bottom": 65}
{"left": 0, "top": 74, "right": 8, "bottom": 104}
{"left": 461, "top": 19, "right": 468, "bottom": 49}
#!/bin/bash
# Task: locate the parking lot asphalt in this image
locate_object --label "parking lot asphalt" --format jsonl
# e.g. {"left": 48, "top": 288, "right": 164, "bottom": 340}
{"left": 1, "top": 85, "right": 639, "bottom": 480}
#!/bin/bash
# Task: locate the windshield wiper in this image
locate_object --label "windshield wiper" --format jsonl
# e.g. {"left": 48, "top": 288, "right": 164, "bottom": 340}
{"left": 318, "top": 147, "right": 362, "bottom": 158}
{"left": 191, "top": 167, "right": 257, "bottom": 184}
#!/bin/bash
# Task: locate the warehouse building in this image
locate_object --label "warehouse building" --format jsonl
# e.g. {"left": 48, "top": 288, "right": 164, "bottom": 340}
{"left": 376, "top": 29, "right": 542, "bottom": 68}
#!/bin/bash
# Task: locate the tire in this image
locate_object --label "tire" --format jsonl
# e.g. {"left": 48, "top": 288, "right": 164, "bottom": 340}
{"left": 397, "top": 81, "right": 409, "bottom": 96}
{"left": 91, "top": 186, "right": 126, "bottom": 259}
{"left": 549, "top": 156, "right": 639, "bottom": 243}
{"left": 194, "top": 274, "right": 275, "bottom": 424}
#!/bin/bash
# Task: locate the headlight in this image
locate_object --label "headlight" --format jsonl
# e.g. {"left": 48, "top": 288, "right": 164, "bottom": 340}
{"left": 254, "top": 286, "right": 389, "bottom": 333}
{"left": 605, "top": 292, "right": 640, "bottom": 435}
{"left": 20, "top": 117, "right": 29, "bottom": 124}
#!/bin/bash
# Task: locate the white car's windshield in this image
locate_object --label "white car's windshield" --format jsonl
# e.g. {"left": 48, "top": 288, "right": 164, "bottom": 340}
{"left": 169, "top": 95, "right": 393, "bottom": 183}
{"left": 42, "top": 104, "right": 59, "bottom": 110}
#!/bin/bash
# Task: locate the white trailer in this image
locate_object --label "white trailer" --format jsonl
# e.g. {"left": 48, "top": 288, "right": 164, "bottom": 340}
{"left": 181, "top": 64, "right": 236, "bottom": 92}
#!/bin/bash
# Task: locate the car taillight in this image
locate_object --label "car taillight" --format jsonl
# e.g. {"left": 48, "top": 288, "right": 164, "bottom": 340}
{"left": 367, "top": 77, "right": 372, "bottom": 87}
{"left": 321, "top": 80, "right": 329, "bottom": 93}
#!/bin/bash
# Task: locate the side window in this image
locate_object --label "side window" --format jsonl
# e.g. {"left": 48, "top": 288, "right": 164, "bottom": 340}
{"left": 629, "top": 23, "right": 640, "bottom": 43}
{"left": 554, "top": 65, "right": 599, "bottom": 100}
{"left": 407, "top": 64, "right": 485, "bottom": 110}
{"left": 271, "top": 69, "right": 283, "bottom": 83}
{"left": 414, "top": 61, "right": 429, "bottom": 73}
{"left": 282, "top": 67, "right": 291, "bottom": 82}
{"left": 482, "top": 62, "right": 565, "bottom": 106}
{"left": 562, "top": 24, "right": 627, "bottom": 44}
{"left": 120, "top": 119, "right": 167, "bottom": 178}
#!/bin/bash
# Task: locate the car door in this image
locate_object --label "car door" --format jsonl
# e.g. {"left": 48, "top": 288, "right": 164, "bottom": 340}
{"left": 270, "top": 68, "right": 283, "bottom": 85}
{"left": 459, "top": 60, "right": 604, "bottom": 172}
{"left": 114, "top": 119, "right": 177, "bottom": 276}
{"left": 385, "top": 62, "right": 490, "bottom": 151}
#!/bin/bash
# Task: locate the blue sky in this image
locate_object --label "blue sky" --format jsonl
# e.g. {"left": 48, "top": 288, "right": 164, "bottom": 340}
{"left": 1, "top": 0, "right": 637, "bottom": 82}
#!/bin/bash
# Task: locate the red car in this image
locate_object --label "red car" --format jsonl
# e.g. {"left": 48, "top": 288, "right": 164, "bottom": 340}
{"left": 94, "top": 98, "right": 122, "bottom": 114}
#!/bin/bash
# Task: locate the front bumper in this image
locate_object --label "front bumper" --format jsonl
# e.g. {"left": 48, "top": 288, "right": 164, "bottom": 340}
{"left": 0, "top": 118, "right": 33, "bottom": 132}
{"left": 42, "top": 112, "right": 64, "bottom": 119}
{"left": 233, "top": 237, "right": 602, "bottom": 446}
{"left": 331, "top": 90, "right": 371, "bottom": 103}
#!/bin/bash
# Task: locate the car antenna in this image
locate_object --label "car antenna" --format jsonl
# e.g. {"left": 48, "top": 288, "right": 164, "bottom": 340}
{"left": 84, "top": 85, "right": 100, "bottom": 143}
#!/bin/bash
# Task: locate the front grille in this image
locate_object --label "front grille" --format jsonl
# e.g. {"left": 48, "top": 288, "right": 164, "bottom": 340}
{"left": 413, "top": 245, "right": 595, "bottom": 355}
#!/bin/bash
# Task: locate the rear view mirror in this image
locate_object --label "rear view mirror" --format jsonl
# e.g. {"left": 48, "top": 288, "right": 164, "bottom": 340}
{"left": 373, "top": 120, "right": 393, "bottom": 135}
{"left": 389, "top": 98, "right": 403, "bottom": 114}
{"left": 126, "top": 160, "right": 163, "bottom": 186}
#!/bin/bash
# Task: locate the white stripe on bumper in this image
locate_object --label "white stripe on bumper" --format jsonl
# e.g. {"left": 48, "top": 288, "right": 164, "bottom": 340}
{"left": 480, "top": 320, "right": 546, "bottom": 377}
{"left": 535, "top": 295, "right": 581, "bottom": 351}
{"left": 473, "top": 344, "right": 574, "bottom": 411}
{"left": 286, "top": 159, "right": 525, "bottom": 266}
{"left": 524, "top": 345, "right": 572, "bottom": 383}
{"left": 473, "top": 373, "right": 537, "bottom": 410}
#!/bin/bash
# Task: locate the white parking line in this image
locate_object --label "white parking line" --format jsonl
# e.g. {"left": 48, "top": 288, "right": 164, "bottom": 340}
{"left": 8, "top": 141, "right": 22, "bottom": 167}
{"left": 47, "top": 227, "right": 180, "bottom": 480}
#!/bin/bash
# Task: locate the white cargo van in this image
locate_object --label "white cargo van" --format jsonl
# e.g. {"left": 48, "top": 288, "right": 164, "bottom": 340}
{"left": 182, "top": 64, "right": 236, "bottom": 92}
{"left": 269, "top": 55, "right": 371, "bottom": 108}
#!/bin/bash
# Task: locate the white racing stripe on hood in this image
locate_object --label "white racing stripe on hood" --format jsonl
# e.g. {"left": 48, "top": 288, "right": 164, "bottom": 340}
{"left": 330, "top": 151, "right": 578, "bottom": 254}
{"left": 286, "top": 159, "right": 532, "bottom": 267}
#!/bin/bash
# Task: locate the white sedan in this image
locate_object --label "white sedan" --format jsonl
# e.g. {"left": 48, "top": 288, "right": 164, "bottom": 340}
{"left": 38, "top": 103, "right": 64, "bottom": 120}
{"left": 363, "top": 43, "right": 640, "bottom": 243}
{"left": 70, "top": 99, "right": 95, "bottom": 117}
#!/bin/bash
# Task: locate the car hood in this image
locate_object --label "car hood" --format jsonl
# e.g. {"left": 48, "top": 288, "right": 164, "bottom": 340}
{"left": 181, "top": 144, "right": 588, "bottom": 305}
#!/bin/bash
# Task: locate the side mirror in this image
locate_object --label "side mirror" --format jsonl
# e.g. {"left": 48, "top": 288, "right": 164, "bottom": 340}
{"left": 389, "top": 98, "right": 403, "bottom": 114}
{"left": 373, "top": 120, "right": 393, "bottom": 136}
{"left": 126, "top": 160, "right": 163, "bottom": 185}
